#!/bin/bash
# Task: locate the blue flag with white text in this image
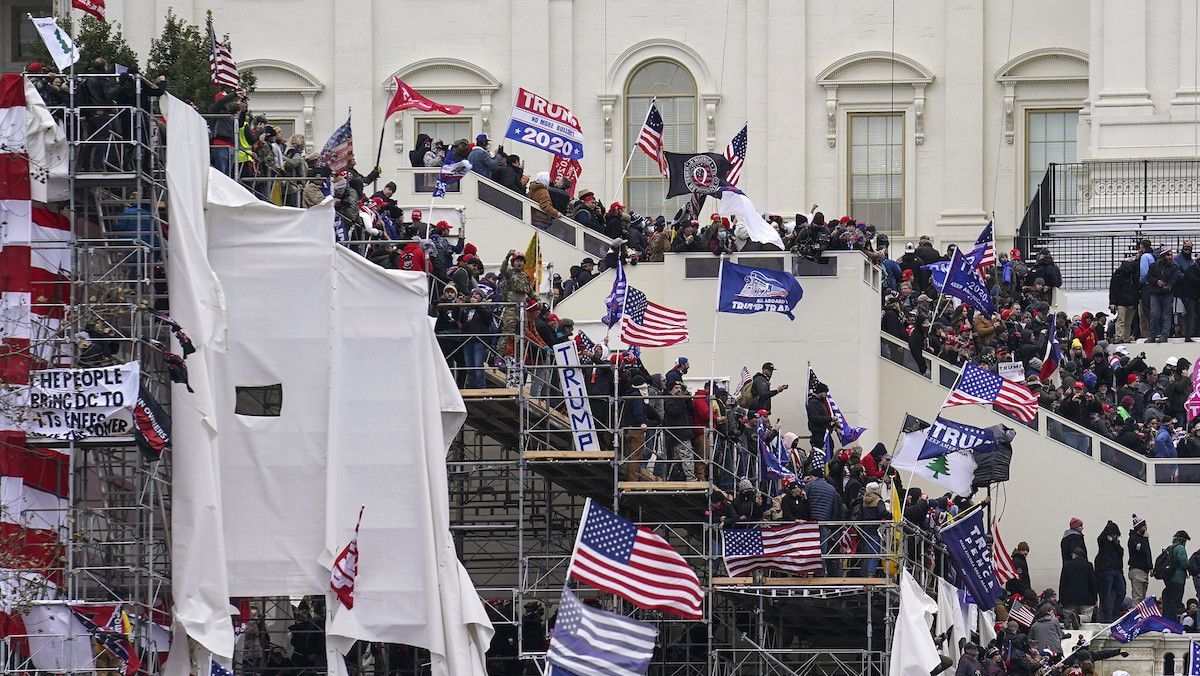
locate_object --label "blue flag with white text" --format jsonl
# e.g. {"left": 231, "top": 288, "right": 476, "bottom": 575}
{"left": 1111, "top": 597, "right": 1184, "bottom": 643}
{"left": 918, "top": 415, "right": 997, "bottom": 460}
{"left": 940, "top": 247, "right": 995, "bottom": 314}
{"left": 602, "top": 259, "right": 628, "bottom": 327}
{"left": 758, "top": 420, "right": 796, "bottom": 483}
{"left": 718, "top": 260, "right": 804, "bottom": 320}
{"left": 939, "top": 508, "right": 1002, "bottom": 611}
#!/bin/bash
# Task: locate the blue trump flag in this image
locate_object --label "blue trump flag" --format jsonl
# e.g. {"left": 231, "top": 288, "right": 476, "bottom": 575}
{"left": 1188, "top": 640, "right": 1200, "bottom": 676}
{"left": 918, "top": 415, "right": 998, "bottom": 460}
{"left": 718, "top": 260, "right": 804, "bottom": 320}
{"left": 602, "top": 259, "right": 628, "bottom": 327}
{"left": 939, "top": 508, "right": 1002, "bottom": 611}
{"left": 940, "top": 247, "right": 995, "bottom": 314}
{"left": 758, "top": 420, "right": 796, "bottom": 483}
{"left": 1111, "top": 597, "right": 1185, "bottom": 643}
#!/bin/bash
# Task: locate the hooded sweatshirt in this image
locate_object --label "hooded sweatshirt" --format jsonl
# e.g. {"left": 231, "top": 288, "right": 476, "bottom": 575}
{"left": 1094, "top": 521, "right": 1124, "bottom": 572}
{"left": 1128, "top": 527, "right": 1152, "bottom": 571}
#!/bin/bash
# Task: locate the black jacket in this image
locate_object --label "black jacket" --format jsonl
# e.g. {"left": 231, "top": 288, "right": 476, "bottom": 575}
{"left": 1059, "top": 557, "right": 1098, "bottom": 606}
{"left": 1013, "top": 552, "right": 1033, "bottom": 589}
{"left": 1128, "top": 529, "right": 1152, "bottom": 571}
{"left": 749, "top": 373, "right": 780, "bottom": 412}
{"left": 780, "top": 494, "right": 810, "bottom": 521}
{"left": 1060, "top": 529, "right": 1086, "bottom": 561}
{"left": 1109, "top": 258, "right": 1141, "bottom": 307}
{"left": 1094, "top": 521, "right": 1124, "bottom": 572}
{"left": 1029, "top": 257, "right": 1063, "bottom": 288}
{"left": 1148, "top": 255, "right": 1181, "bottom": 295}
{"left": 806, "top": 396, "right": 833, "bottom": 443}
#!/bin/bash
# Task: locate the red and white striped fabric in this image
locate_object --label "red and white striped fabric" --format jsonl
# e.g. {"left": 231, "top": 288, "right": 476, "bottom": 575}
{"left": 991, "top": 520, "right": 1018, "bottom": 585}
{"left": 0, "top": 74, "right": 70, "bottom": 654}
{"left": 330, "top": 506, "right": 364, "bottom": 609}
{"left": 722, "top": 522, "right": 822, "bottom": 576}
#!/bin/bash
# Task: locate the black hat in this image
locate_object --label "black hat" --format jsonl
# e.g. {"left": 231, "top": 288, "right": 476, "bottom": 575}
{"left": 581, "top": 257, "right": 596, "bottom": 267}
{"left": 1177, "top": 530, "right": 1192, "bottom": 541}
{"left": 384, "top": 181, "right": 397, "bottom": 191}
{"left": 812, "top": 382, "right": 829, "bottom": 394}
{"left": 762, "top": 362, "right": 775, "bottom": 371}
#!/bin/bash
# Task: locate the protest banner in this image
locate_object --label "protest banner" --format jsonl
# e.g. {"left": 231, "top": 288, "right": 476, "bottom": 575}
{"left": 7, "top": 362, "right": 140, "bottom": 439}
{"left": 552, "top": 341, "right": 600, "bottom": 452}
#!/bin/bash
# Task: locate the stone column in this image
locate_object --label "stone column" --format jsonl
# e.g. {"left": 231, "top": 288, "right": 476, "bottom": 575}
{"left": 936, "top": 0, "right": 988, "bottom": 231}
{"left": 1092, "top": 0, "right": 1153, "bottom": 113}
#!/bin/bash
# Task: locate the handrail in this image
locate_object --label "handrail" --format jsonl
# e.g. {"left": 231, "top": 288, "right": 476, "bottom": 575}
{"left": 878, "top": 331, "right": 1200, "bottom": 486}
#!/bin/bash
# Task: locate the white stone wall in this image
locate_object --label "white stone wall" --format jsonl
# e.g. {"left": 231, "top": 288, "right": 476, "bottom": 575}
{"left": 100, "top": 1, "right": 1200, "bottom": 245}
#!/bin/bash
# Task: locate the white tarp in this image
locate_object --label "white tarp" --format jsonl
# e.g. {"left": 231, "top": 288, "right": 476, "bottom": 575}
{"left": 890, "top": 569, "right": 941, "bottom": 676}
{"left": 162, "top": 95, "right": 491, "bottom": 676}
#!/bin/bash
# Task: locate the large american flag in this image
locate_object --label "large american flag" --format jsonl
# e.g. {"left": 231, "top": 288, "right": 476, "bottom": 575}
{"left": 568, "top": 499, "right": 703, "bottom": 619}
{"left": 991, "top": 520, "right": 1018, "bottom": 585}
{"left": 724, "top": 124, "right": 748, "bottom": 186}
{"left": 971, "top": 221, "right": 996, "bottom": 270}
{"left": 207, "top": 19, "right": 239, "bottom": 90}
{"left": 635, "top": 104, "right": 667, "bottom": 175}
{"left": 319, "top": 115, "right": 355, "bottom": 175}
{"left": 602, "top": 259, "right": 628, "bottom": 327}
{"left": 620, "top": 286, "right": 688, "bottom": 348}
{"left": 944, "top": 362, "right": 1039, "bottom": 422}
{"left": 546, "top": 587, "right": 658, "bottom": 676}
{"left": 722, "top": 522, "right": 822, "bottom": 576}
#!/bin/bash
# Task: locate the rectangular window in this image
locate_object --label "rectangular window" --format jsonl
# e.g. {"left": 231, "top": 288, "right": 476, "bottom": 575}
{"left": 625, "top": 95, "right": 696, "bottom": 219}
{"left": 1026, "top": 110, "right": 1078, "bottom": 202}
{"left": 416, "top": 118, "right": 472, "bottom": 151}
{"left": 267, "top": 118, "right": 296, "bottom": 140}
{"left": 848, "top": 113, "right": 903, "bottom": 234}
{"left": 6, "top": 2, "right": 51, "bottom": 66}
{"left": 234, "top": 384, "right": 283, "bottom": 417}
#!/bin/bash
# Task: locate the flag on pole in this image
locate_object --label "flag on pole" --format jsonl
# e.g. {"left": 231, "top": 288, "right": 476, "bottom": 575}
{"left": 619, "top": 287, "right": 688, "bottom": 348}
{"left": 1111, "top": 597, "right": 1184, "bottom": 643}
{"left": 29, "top": 17, "right": 79, "bottom": 71}
{"left": 602, "top": 259, "right": 628, "bottom": 328}
{"left": 545, "top": 587, "right": 658, "bottom": 676}
{"left": 330, "top": 505, "right": 365, "bottom": 609}
{"left": 991, "top": 521, "right": 1018, "bottom": 585}
{"left": 939, "top": 508, "right": 1002, "bottom": 611}
{"left": 939, "top": 247, "right": 995, "bottom": 314}
{"left": 716, "top": 186, "right": 785, "bottom": 250}
{"left": 808, "top": 367, "right": 866, "bottom": 444}
{"left": 523, "top": 232, "right": 541, "bottom": 290}
{"left": 1187, "top": 640, "right": 1200, "bottom": 676}
{"left": 892, "top": 414, "right": 979, "bottom": 496}
{"left": 917, "top": 415, "right": 997, "bottom": 460}
{"left": 723, "top": 124, "right": 748, "bottom": 186}
{"left": 68, "top": 605, "right": 141, "bottom": 676}
{"left": 717, "top": 260, "right": 804, "bottom": 320}
{"left": 206, "top": 18, "right": 239, "bottom": 89}
{"left": 944, "top": 362, "right": 1039, "bottom": 422}
{"left": 636, "top": 104, "right": 668, "bottom": 175}
{"left": 1185, "top": 364, "right": 1200, "bottom": 423}
{"left": 319, "top": 115, "right": 355, "bottom": 175}
{"left": 722, "top": 521, "right": 822, "bottom": 576}
{"left": 890, "top": 569, "right": 942, "bottom": 676}
{"left": 735, "top": 366, "right": 752, "bottom": 394}
{"left": 1007, "top": 598, "right": 1035, "bottom": 627}
{"left": 384, "top": 78, "right": 463, "bottom": 119}
{"left": 757, "top": 420, "right": 796, "bottom": 483}
{"left": 972, "top": 221, "right": 996, "bottom": 271}
{"left": 71, "top": 0, "right": 105, "bottom": 21}
{"left": 1039, "top": 328, "right": 1061, "bottom": 383}
{"left": 567, "top": 498, "right": 703, "bottom": 619}
{"left": 883, "top": 486, "right": 902, "bottom": 575}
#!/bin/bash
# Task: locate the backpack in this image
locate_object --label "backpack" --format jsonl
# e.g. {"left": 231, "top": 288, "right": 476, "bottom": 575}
{"left": 397, "top": 243, "right": 426, "bottom": 272}
{"left": 736, "top": 379, "right": 755, "bottom": 408}
{"left": 1153, "top": 545, "right": 1178, "bottom": 580}
{"left": 1188, "top": 550, "right": 1200, "bottom": 577}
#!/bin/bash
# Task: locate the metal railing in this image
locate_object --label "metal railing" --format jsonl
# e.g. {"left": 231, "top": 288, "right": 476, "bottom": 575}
{"left": 880, "top": 332, "right": 1200, "bottom": 485}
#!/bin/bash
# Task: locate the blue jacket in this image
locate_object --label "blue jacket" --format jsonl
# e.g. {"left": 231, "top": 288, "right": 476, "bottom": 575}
{"left": 1155, "top": 427, "right": 1178, "bottom": 458}
{"left": 805, "top": 477, "right": 842, "bottom": 521}
{"left": 1140, "top": 252, "right": 1155, "bottom": 283}
{"left": 466, "top": 147, "right": 501, "bottom": 179}
{"left": 1175, "top": 252, "right": 1198, "bottom": 275}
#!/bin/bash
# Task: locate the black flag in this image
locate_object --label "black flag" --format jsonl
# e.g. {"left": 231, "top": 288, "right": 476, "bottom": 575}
{"left": 972, "top": 424, "right": 1015, "bottom": 487}
{"left": 664, "top": 152, "right": 730, "bottom": 198}
{"left": 134, "top": 386, "right": 171, "bottom": 460}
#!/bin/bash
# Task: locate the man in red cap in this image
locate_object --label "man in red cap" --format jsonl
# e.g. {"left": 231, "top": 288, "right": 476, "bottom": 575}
{"left": 1061, "top": 517, "right": 1086, "bottom": 561}
{"left": 409, "top": 209, "right": 427, "bottom": 238}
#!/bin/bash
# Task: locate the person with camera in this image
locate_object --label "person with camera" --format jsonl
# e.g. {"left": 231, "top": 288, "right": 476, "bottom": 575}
{"left": 466, "top": 133, "right": 503, "bottom": 180}
{"left": 1147, "top": 246, "right": 1180, "bottom": 342}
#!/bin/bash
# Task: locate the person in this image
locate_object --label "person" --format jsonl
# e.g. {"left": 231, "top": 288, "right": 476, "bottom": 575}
{"left": 731, "top": 478, "right": 766, "bottom": 526}
{"left": 663, "top": 380, "right": 699, "bottom": 481}
{"left": 709, "top": 491, "right": 738, "bottom": 530}
{"left": 954, "top": 642, "right": 983, "bottom": 676}
{"left": 467, "top": 134, "right": 502, "bottom": 179}
{"left": 1060, "top": 547, "right": 1098, "bottom": 625}
{"left": 1155, "top": 417, "right": 1178, "bottom": 457}
{"left": 856, "top": 481, "right": 890, "bottom": 577}
{"left": 498, "top": 251, "right": 535, "bottom": 356}
{"left": 1061, "top": 517, "right": 1086, "bottom": 561}
{"left": 1175, "top": 241, "right": 1198, "bottom": 341}
{"left": 1147, "top": 246, "right": 1180, "bottom": 342}
{"left": 803, "top": 467, "right": 842, "bottom": 576}
{"left": 458, "top": 288, "right": 494, "bottom": 389}
{"left": 665, "top": 356, "right": 689, "bottom": 391}
{"left": 749, "top": 362, "right": 788, "bottom": 413}
{"left": 780, "top": 481, "right": 810, "bottom": 521}
{"left": 1012, "top": 541, "right": 1035, "bottom": 597}
{"left": 409, "top": 133, "right": 432, "bottom": 168}
{"left": 1094, "top": 520, "right": 1126, "bottom": 623}
{"left": 806, "top": 382, "right": 835, "bottom": 448}
{"left": 492, "top": 154, "right": 526, "bottom": 195}
{"left": 1027, "top": 603, "right": 1065, "bottom": 656}
{"left": 1164, "top": 530, "right": 1190, "bottom": 621}
{"left": 527, "top": 172, "right": 560, "bottom": 218}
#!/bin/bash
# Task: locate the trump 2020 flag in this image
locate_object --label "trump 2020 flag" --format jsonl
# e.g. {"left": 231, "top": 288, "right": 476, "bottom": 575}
{"left": 758, "top": 420, "right": 796, "bottom": 482}
{"left": 546, "top": 587, "right": 657, "bottom": 676}
{"left": 602, "top": 259, "right": 628, "bottom": 328}
{"left": 330, "top": 506, "right": 364, "bottom": 609}
{"left": 718, "top": 260, "right": 803, "bottom": 320}
{"left": 918, "top": 415, "right": 997, "bottom": 460}
{"left": 1111, "top": 597, "right": 1184, "bottom": 643}
{"left": 939, "top": 508, "right": 1002, "bottom": 612}
{"left": 940, "top": 247, "right": 995, "bottom": 314}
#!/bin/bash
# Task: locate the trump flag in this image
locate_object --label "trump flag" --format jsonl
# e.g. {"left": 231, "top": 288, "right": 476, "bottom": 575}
{"left": 718, "top": 260, "right": 803, "bottom": 320}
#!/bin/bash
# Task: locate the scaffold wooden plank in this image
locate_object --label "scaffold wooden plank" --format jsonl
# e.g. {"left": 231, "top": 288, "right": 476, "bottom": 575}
{"left": 524, "top": 451, "right": 614, "bottom": 461}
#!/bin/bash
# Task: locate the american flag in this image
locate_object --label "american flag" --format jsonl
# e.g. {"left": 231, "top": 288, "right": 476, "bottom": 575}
{"left": 319, "top": 115, "right": 355, "bottom": 175}
{"left": 1188, "top": 640, "right": 1200, "bottom": 676}
{"left": 620, "top": 287, "right": 688, "bottom": 348}
{"left": 970, "top": 221, "right": 996, "bottom": 270}
{"left": 723, "top": 522, "right": 822, "bottom": 576}
{"left": 330, "top": 505, "right": 364, "bottom": 609}
{"left": 567, "top": 499, "right": 703, "bottom": 619}
{"left": 735, "top": 366, "right": 752, "bottom": 394}
{"left": 546, "top": 587, "right": 658, "bottom": 676}
{"left": 575, "top": 331, "right": 596, "bottom": 354}
{"left": 635, "top": 104, "right": 667, "bottom": 175}
{"left": 210, "top": 658, "right": 235, "bottom": 676}
{"left": 207, "top": 19, "right": 239, "bottom": 90}
{"left": 1111, "top": 596, "right": 1183, "bottom": 643}
{"left": 724, "top": 124, "right": 748, "bottom": 186}
{"left": 991, "top": 521, "right": 1018, "bottom": 585}
{"left": 1008, "top": 598, "right": 1035, "bottom": 627}
{"left": 945, "top": 362, "right": 1039, "bottom": 422}
{"left": 68, "top": 605, "right": 141, "bottom": 676}
{"left": 1186, "top": 362, "right": 1200, "bottom": 422}
{"left": 809, "top": 367, "right": 865, "bottom": 443}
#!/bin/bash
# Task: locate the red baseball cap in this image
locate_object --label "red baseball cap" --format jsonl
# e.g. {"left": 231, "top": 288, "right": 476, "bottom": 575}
{"left": 411, "top": 209, "right": 423, "bottom": 219}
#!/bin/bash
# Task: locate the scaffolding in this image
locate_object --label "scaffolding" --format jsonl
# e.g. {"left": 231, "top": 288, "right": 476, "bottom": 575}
{"left": 1, "top": 72, "right": 918, "bottom": 676}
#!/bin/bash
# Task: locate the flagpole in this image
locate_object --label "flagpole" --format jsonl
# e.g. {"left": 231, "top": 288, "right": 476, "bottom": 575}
{"left": 373, "top": 120, "right": 387, "bottom": 192}
{"left": 615, "top": 97, "right": 657, "bottom": 202}
{"left": 709, "top": 255, "right": 725, "bottom": 391}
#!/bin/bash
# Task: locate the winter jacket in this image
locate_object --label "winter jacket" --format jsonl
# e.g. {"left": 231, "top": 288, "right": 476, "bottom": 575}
{"left": 1013, "top": 552, "right": 1033, "bottom": 589}
{"left": 409, "top": 134, "right": 432, "bottom": 167}
{"left": 1027, "top": 614, "right": 1065, "bottom": 654}
{"left": 1060, "top": 528, "right": 1086, "bottom": 562}
{"left": 780, "top": 493, "right": 810, "bottom": 521}
{"left": 732, "top": 492, "right": 766, "bottom": 525}
{"left": 466, "top": 146, "right": 501, "bottom": 179}
{"left": 749, "top": 373, "right": 780, "bottom": 413}
{"left": 1028, "top": 256, "right": 1063, "bottom": 289}
{"left": 663, "top": 396, "right": 694, "bottom": 446}
{"left": 806, "top": 396, "right": 833, "bottom": 444}
{"left": 1128, "top": 529, "right": 1152, "bottom": 571}
{"left": 954, "top": 655, "right": 983, "bottom": 676}
{"left": 1094, "top": 521, "right": 1124, "bottom": 572}
{"left": 1148, "top": 255, "right": 1181, "bottom": 295}
{"left": 492, "top": 164, "right": 525, "bottom": 195}
{"left": 527, "top": 181, "right": 560, "bottom": 218}
{"left": 1169, "top": 539, "right": 1189, "bottom": 585}
{"left": 804, "top": 477, "right": 841, "bottom": 521}
{"left": 1109, "top": 258, "right": 1141, "bottom": 307}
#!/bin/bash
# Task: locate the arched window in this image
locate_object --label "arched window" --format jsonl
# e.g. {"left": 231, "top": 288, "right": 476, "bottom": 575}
{"left": 625, "top": 60, "right": 696, "bottom": 218}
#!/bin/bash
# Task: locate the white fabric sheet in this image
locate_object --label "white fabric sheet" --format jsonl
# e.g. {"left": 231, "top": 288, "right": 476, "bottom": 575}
{"left": 890, "top": 569, "right": 941, "bottom": 676}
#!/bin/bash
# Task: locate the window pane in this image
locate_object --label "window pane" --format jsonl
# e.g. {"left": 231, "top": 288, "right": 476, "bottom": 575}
{"left": 626, "top": 60, "right": 697, "bottom": 216}
{"left": 1046, "top": 113, "right": 1065, "bottom": 142}
{"left": 1029, "top": 113, "right": 1046, "bottom": 142}
{"left": 847, "top": 114, "right": 904, "bottom": 234}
